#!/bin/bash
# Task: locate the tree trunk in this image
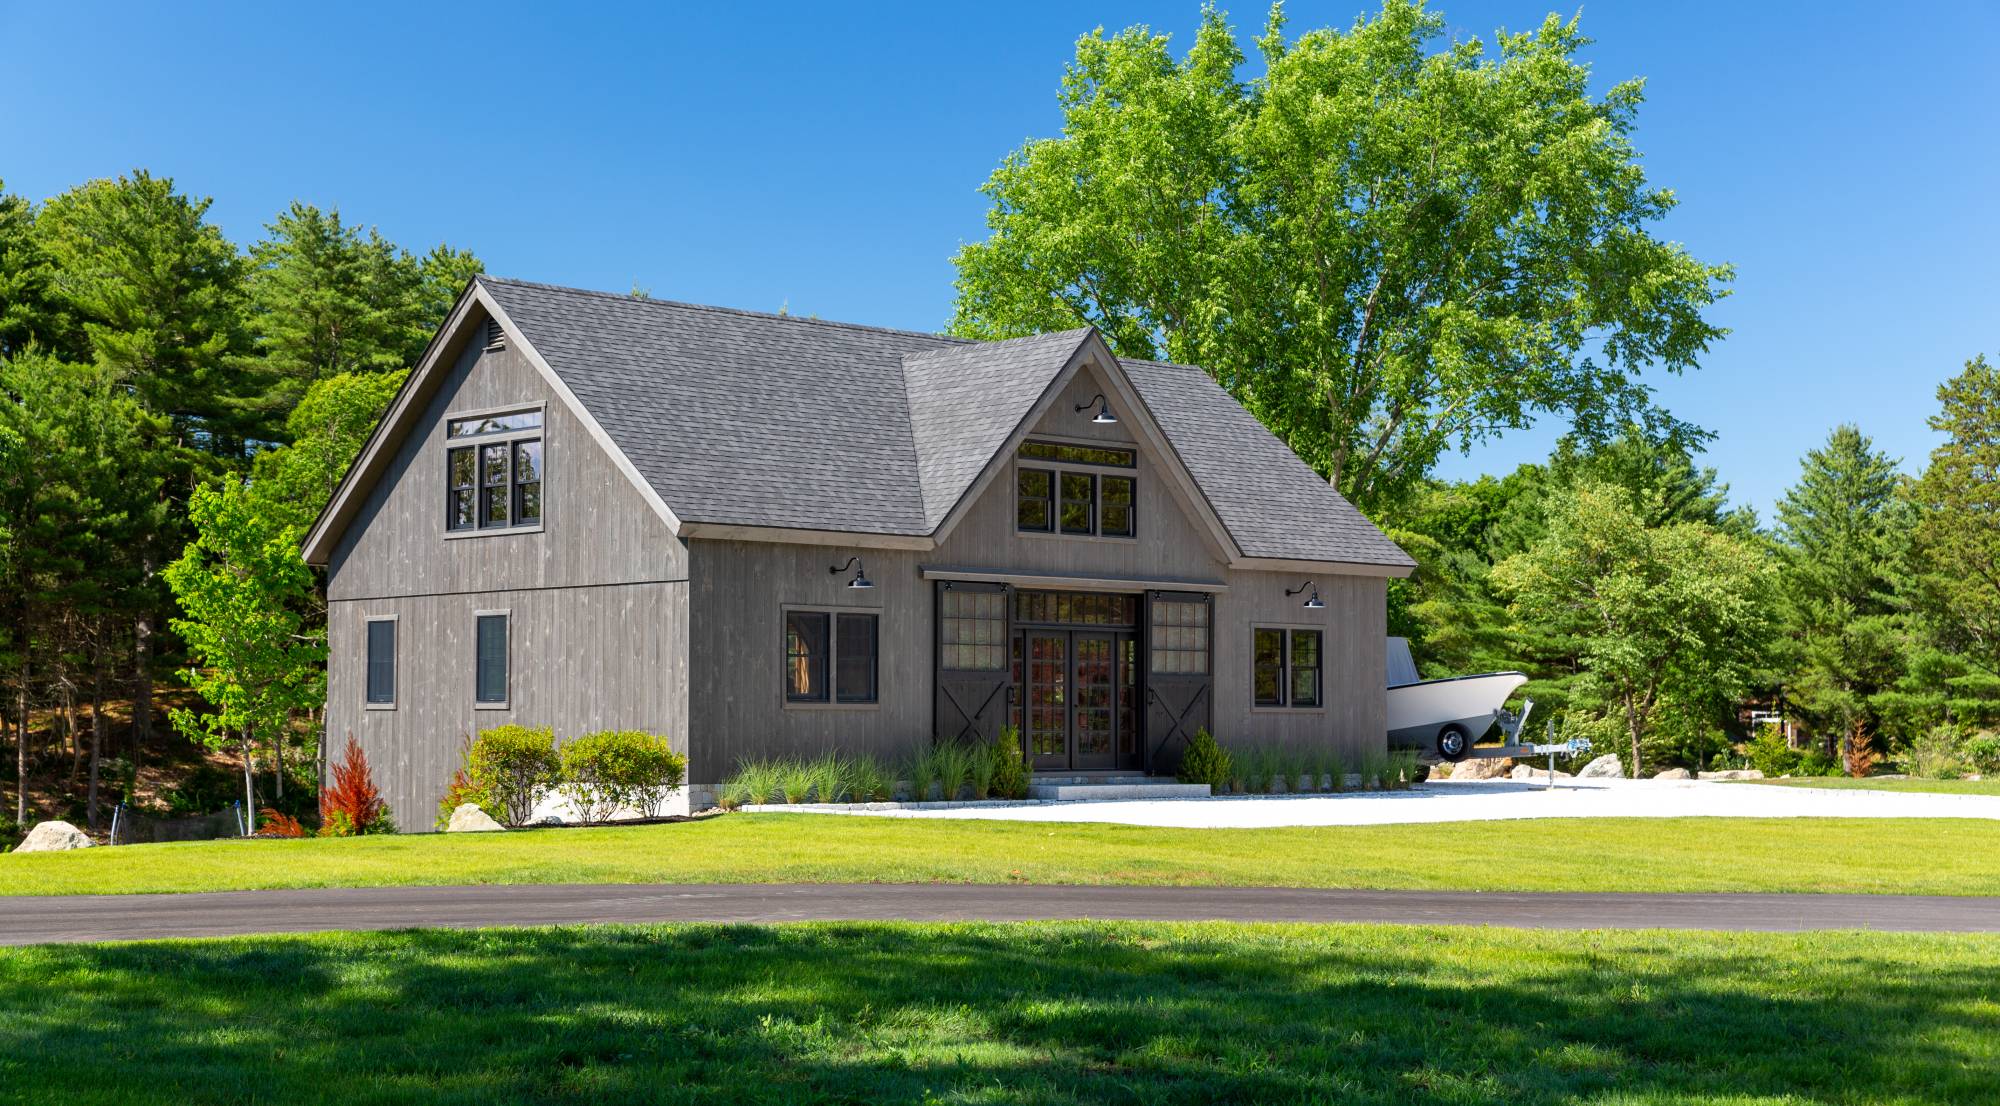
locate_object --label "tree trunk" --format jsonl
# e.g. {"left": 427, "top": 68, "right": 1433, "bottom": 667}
{"left": 132, "top": 608, "right": 152, "bottom": 769}
{"left": 15, "top": 679, "right": 27, "bottom": 826}
{"left": 65, "top": 687, "right": 80, "bottom": 782}
{"left": 241, "top": 727, "right": 255, "bottom": 835}
{"left": 88, "top": 665, "right": 105, "bottom": 831}
{"left": 273, "top": 721, "right": 285, "bottom": 799}
{"left": 1623, "top": 692, "right": 1644, "bottom": 780}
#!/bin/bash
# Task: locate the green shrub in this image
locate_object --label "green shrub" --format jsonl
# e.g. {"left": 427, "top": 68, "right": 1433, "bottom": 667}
{"left": 1966, "top": 731, "right": 2000, "bottom": 776}
{"left": 851, "top": 755, "right": 894, "bottom": 803}
{"left": 1902, "top": 724, "right": 1969, "bottom": 780}
{"left": 1176, "top": 728, "right": 1232, "bottom": 790}
{"left": 466, "top": 726, "right": 560, "bottom": 827}
{"left": 558, "top": 730, "right": 686, "bottom": 824}
{"left": 803, "top": 752, "right": 850, "bottom": 803}
{"left": 1322, "top": 747, "right": 1346, "bottom": 792}
{"left": 1746, "top": 724, "right": 1804, "bottom": 777}
{"left": 992, "top": 726, "right": 1031, "bottom": 799}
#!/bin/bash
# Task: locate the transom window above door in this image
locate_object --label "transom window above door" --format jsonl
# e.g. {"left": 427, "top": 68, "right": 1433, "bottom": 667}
{"left": 1015, "top": 440, "right": 1137, "bottom": 539}
{"left": 446, "top": 407, "right": 544, "bottom": 533}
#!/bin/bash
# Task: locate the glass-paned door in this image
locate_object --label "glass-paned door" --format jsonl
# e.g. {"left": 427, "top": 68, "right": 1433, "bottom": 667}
{"left": 1024, "top": 633, "right": 1069, "bottom": 768}
{"left": 1072, "top": 634, "right": 1116, "bottom": 769}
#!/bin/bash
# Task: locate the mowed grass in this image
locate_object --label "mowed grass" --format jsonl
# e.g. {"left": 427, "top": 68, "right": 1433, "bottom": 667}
{"left": 6, "top": 813, "right": 2000, "bottom": 896}
{"left": 1743, "top": 776, "right": 2000, "bottom": 796}
{"left": 1, "top": 921, "right": 1994, "bottom": 1104}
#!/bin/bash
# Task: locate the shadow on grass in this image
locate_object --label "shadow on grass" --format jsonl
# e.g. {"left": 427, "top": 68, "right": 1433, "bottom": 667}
{"left": 0, "top": 922, "right": 1994, "bottom": 1104}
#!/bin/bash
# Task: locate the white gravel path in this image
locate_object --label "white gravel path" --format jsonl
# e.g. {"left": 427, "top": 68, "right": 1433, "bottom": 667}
{"left": 764, "top": 778, "right": 2000, "bottom": 829}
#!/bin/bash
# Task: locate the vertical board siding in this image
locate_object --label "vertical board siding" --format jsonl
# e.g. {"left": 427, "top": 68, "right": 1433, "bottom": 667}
{"left": 323, "top": 310, "right": 690, "bottom": 827}
{"left": 686, "top": 364, "right": 1388, "bottom": 780}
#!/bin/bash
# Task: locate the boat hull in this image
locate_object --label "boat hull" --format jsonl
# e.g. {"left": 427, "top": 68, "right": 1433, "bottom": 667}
{"left": 1386, "top": 672, "right": 1529, "bottom": 750}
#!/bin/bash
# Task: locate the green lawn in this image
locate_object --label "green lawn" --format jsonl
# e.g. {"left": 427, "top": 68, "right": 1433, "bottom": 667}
{"left": 1743, "top": 776, "right": 2000, "bottom": 796}
{"left": 6, "top": 813, "right": 2000, "bottom": 896}
{"left": 1, "top": 921, "right": 1993, "bottom": 1104}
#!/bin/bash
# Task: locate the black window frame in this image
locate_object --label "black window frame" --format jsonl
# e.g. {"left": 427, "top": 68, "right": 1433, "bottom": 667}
{"left": 1013, "top": 440, "right": 1139, "bottom": 540}
{"left": 474, "top": 612, "right": 510, "bottom": 707}
{"left": 364, "top": 617, "right": 397, "bottom": 707}
{"left": 1253, "top": 626, "right": 1323, "bottom": 710}
{"left": 941, "top": 587, "right": 1008, "bottom": 672}
{"left": 1148, "top": 596, "right": 1210, "bottom": 675}
{"left": 784, "top": 607, "right": 880, "bottom": 707}
{"left": 444, "top": 407, "right": 544, "bottom": 534}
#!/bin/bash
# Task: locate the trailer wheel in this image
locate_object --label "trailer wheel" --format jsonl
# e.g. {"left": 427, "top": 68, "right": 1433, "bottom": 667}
{"left": 1436, "top": 725, "right": 1472, "bottom": 762}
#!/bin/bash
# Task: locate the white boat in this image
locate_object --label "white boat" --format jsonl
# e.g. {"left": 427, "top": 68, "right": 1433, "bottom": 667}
{"left": 1386, "top": 637, "right": 1528, "bottom": 761}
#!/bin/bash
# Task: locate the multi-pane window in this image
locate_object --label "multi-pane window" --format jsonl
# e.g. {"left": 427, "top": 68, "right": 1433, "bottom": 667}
{"left": 365, "top": 619, "right": 396, "bottom": 706}
{"left": 941, "top": 589, "right": 1007, "bottom": 671}
{"left": 475, "top": 613, "right": 509, "bottom": 706}
{"left": 1015, "top": 591, "right": 1137, "bottom": 626}
{"left": 446, "top": 409, "right": 543, "bottom": 532}
{"left": 1015, "top": 440, "right": 1138, "bottom": 539}
{"left": 1017, "top": 469, "right": 1054, "bottom": 532}
{"left": 1059, "top": 473, "right": 1095, "bottom": 534}
{"left": 1255, "top": 627, "right": 1323, "bottom": 708}
{"left": 786, "top": 609, "right": 880, "bottom": 704}
{"left": 1149, "top": 597, "right": 1209, "bottom": 674}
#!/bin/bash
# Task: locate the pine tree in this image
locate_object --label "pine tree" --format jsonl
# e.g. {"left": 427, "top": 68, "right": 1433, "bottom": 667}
{"left": 1773, "top": 425, "right": 1902, "bottom": 767}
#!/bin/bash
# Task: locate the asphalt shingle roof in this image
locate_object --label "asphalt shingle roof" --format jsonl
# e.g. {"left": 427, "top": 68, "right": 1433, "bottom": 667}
{"left": 479, "top": 277, "right": 1411, "bottom": 568}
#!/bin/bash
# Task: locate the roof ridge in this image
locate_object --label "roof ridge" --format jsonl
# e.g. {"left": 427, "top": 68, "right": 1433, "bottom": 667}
{"left": 477, "top": 275, "right": 974, "bottom": 346}
{"left": 1116, "top": 354, "right": 1209, "bottom": 374}
{"left": 903, "top": 327, "right": 1095, "bottom": 364}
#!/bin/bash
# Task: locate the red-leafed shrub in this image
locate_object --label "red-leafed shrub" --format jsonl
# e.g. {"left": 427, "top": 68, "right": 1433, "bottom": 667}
{"left": 320, "top": 736, "right": 396, "bottom": 836}
{"left": 258, "top": 808, "right": 309, "bottom": 838}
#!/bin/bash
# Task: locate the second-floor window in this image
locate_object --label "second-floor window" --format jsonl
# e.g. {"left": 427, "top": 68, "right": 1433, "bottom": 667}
{"left": 446, "top": 409, "right": 543, "bottom": 532}
{"left": 1015, "top": 440, "right": 1137, "bottom": 539}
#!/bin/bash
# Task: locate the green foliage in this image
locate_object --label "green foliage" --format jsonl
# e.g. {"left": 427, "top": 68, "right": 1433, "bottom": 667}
{"left": 966, "top": 741, "right": 998, "bottom": 800}
{"left": 1901, "top": 724, "right": 1971, "bottom": 781}
{"left": 775, "top": 760, "right": 813, "bottom": 804}
{"left": 1176, "top": 728, "right": 1233, "bottom": 790}
{"left": 847, "top": 755, "right": 893, "bottom": 804}
{"left": 1745, "top": 725, "right": 1804, "bottom": 778}
{"left": 991, "top": 726, "right": 1031, "bottom": 800}
{"left": 951, "top": 3, "right": 1729, "bottom": 510}
{"left": 465, "top": 726, "right": 560, "bottom": 828}
{"left": 435, "top": 764, "right": 498, "bottom": 831}
{"left": 907, "top": 746, "right": 939, "bottom": 803}
{"left": 718, "top": 759, "right": 779, "bottom": 808}
{"left": 931, "top": 742, "right": 975, "bottom": 803}
{"left": 557, "top": 730, "right": 685, "bottom": 824}
{"left": 1492, "top": 482, "right": 1773, "bottom": 778}
{"left": 1902, "top": 356, "right": 2000, "bottom": 710}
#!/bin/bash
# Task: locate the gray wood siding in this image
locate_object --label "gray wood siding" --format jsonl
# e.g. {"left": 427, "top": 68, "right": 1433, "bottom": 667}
{"left": 323, "top": 312, "right": 690, "bottom": 826}
{"left": 329, "top": 581, "right": 688, "bottom": 827}
{"left": 327, "top": 335, "right": 685, "bottom": 601}
{"left": 685, "top": 364, "right": 1387, "bottom": 780}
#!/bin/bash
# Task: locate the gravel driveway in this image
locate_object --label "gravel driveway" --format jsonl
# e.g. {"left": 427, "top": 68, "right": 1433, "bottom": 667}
{"left": 759, "top": 778, "right": 2000, "bottom": 829}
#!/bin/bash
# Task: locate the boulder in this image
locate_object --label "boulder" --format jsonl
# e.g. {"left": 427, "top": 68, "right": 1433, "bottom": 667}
{"left": 1510, "top": 763, "right": 1572, "bottom": 781}
{"left": 1577, "top": 754, "right": 1624, "bottom": 779}
{"left": 1652, "top": 767, "right": 1692, "bottom": 781}
{"left": 445, "top": 804, "right": 504, "bottom": 833}
{"left": 15, "top": 820, "right": 92, "bottom": 853}
{"left": 1697, "top": 769, "right": 1766, "bottom": 781}
{"left": 1448, "top": 758, "right": 1511, "bottom": 781}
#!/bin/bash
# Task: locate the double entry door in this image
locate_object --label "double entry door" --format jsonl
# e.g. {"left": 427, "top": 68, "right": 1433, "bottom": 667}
{"left": 1017, "top": 629, "right": 1139, "bottom": 772}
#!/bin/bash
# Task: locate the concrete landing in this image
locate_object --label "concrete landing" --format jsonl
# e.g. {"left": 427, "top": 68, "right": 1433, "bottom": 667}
{"left": 1027, "top": 780, "right": 1211, "bottom": 801}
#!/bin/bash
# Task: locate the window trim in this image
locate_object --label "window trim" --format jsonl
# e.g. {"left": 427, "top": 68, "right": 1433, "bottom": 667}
{"left": 1014, "top": 458, "right": 1140, "bottom": 542}
{"left": 363, "top": 614, "right": 398, "bottom": 710}
{"left": 443, "top": 402, "right": 547, "bottom": 539}
{"left": 781, "top": 604, "right": 883, "bottom": 710}
{"left": 473, "top": 609, "right": 511, "bottom": 710}
{"left": 1250, "top": 623, "right": 1326, "bottom": 713}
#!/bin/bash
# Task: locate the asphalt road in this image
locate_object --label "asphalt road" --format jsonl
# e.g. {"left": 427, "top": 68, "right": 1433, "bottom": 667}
{"left": 3, "top": 883, "right": 1996, "bottom": 944}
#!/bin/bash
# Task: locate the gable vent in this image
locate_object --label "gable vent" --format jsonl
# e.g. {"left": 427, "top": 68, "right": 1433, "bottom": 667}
{"left": 483, "top": 318, "right": 507, "bottom": 351}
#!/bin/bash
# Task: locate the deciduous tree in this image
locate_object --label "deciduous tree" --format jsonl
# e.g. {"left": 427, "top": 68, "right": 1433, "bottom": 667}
{"left": 951, "top": 2, "right": 1731, "bottom": 511}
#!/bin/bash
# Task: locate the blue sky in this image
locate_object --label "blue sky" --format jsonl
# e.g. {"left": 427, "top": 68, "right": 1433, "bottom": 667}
{"left": 3, "top": 0, "right": 1995, "bottom": 519}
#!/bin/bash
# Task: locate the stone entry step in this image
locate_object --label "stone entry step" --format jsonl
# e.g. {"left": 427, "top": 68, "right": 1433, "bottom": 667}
{"left": 1027, "top": 779, "right": 1211, "bottom": 801}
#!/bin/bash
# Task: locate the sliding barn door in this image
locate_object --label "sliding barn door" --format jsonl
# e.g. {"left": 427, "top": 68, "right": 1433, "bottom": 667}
{"left": 934, "top": 581, "right": 1013, "bottom": 745}
{"left": 1143, "top": 590, "right": 1213, "bottom": 776}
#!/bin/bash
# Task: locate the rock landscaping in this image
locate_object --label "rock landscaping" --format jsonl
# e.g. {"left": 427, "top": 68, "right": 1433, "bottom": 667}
{"left": 15, "top": 821, "right": 92, "bottom": 852}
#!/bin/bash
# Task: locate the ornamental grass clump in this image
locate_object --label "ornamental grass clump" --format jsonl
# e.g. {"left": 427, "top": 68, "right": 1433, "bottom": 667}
{"left": 967, "top": 742, "right": 999, "bottom": 800}
{"left": 466, "top": 726, "right": 559, "bottom": 827}
{"left": 776, "top": 760, "right": 814, "bottom": 804}
{"left": 720, "top": 759, "right": 779, "bottom": 808}
{"left": 804, "top": 752, "right": 851, "bottom": 804}
{"left": 1358, "top": 747, "right": 1390, "bottom": 791}
{"left": 933, "top": 742, "right": 975, "bottom": 802}
{"left": 908, "top": 748, "right": 940, "bottom": 802}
